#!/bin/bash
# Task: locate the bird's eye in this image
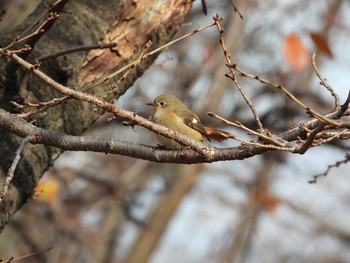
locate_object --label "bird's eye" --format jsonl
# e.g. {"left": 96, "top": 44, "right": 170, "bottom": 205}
{"left": 159, "top": 101, "right": 166, "bottom": 106}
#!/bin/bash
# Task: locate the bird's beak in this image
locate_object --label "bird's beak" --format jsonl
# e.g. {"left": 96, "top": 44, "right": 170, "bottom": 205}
{"left": 146, "top": 102, "right": 154, "bottom": 106}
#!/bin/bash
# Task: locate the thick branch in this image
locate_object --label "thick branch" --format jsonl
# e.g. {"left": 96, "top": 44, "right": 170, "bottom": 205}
{"left": 0, "top": 108, "right": 251, "bottom": 163}
{"left": 3, "top": 52, "right": 218, "bottom": 159}
{"left": 1, "top": 107, "right": 348, "bottom": 164}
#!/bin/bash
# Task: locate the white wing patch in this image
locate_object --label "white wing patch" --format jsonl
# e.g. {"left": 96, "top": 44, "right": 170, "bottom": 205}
{"left": 192, "top": 118, "right": 198, "bottom": 124}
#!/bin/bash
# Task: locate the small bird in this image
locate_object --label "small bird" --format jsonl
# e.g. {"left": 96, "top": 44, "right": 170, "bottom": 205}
{"left": 147, "top": 93, "right": 232, "bottom": 149}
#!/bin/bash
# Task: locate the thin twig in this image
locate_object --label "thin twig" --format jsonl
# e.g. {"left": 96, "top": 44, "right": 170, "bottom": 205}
{"left": 11, "top": 43, "right": 117, "bottom": 116}
{"left": 309, "top": 153, "right": 350, "bottom": 184}
{"left": 36, "top": 43, "right": 116, "bottom": 62}
{"left": 84, "top": 20, "right": 217, "bottom": 91}
{"left": 228, "top": 133, "right": 294, "bottom": 152}
{"left": 3, "top": 0, "right": 68, "bottom": 77}
{"left": 12, "top": 95, "right": 70, "bottom": 118}
{"left": 11, "top": 96, "right": 68, "bottom": 109}
{"left": 7, "top": 0, "right": 64, "bottom": 48}
{"left": 0, "top": 136, "right": 32, "bottom": 203}
{"left": 207, "top": 112, "right": 291, "bottom": 149}
{"left": 103, "top": 40, "right": 153, "bottom": 100}
{"left": 280, "top": 91, "right": 350, "bottom": 141}
{"left": 311, "top": 52, "right": 340, "bottom": 109}
{"left": 0, "top": 247, "right": 53, "bottom": 262}
{"left": 314, "top": 129, "right": 350, "bottom": 140}
{"left": 213, "top": 15, "right": 264, "bottom": 131}
{"left": 3, "top": 12, "right": 60, "bottom": 50}
{"left": 231, "top": 64, "right": 344, "bottom": 127}
{"left": 316, "top": 128, "right": 349, "bottom": 144}
{"left": 16, "top": 106, "right": 52, "bottom": 119}
{"left": 229, "top": 0, "right": 244, "bottom": 19}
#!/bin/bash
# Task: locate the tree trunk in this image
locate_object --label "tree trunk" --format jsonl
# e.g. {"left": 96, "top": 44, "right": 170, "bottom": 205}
{"left": 0, "top": 0, "right": 192, "bottom": 232}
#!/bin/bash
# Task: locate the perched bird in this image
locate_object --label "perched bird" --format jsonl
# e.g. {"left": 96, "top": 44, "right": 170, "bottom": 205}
{"left": 147, "top": 93, "right": 232, "bottom": 149}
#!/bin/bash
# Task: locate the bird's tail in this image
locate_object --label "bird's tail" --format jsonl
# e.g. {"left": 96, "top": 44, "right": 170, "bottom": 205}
{"left": 203, "top": 126, "right": 234, "bottom": 142}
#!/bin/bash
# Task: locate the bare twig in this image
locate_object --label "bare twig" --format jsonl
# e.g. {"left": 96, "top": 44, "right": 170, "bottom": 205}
{"left": 316, "top": 128, "right": 349, "bottom": 143}
{"left": 12, "top": 95, "right": 70, "bottom": 118}
{"left": 0, "top": 136, "right": 32, "bottom": 203}
{"left": 229, "top": 0, "right": 244, "bottom": 19}
{"left": 290, "top": 90, "right": 350, "bottom": 154}
{"left": 207, "top": 112, "right": 292, "bottom": 149}
{"left": 1, "top": 246, "right": 52, "bottom": 262}
{"left": 213, "top": 15, "right": 264, "bottom": 131}
{"left": 36, "top": 43, "right": 116, "bottom": 62}
{"left": 309, "top": 153, "right": 350, "bottom": 184}
{"left": 16, "top": 106, "right": 52, "bottom": 119}
{"left": 231, "top": 64, "right": 344, "bottom": 127}
{"left": 311, "top": 52, "right": 340, "bottom": 109}
{"left": 11, "top": 96, "right": 68, "bottom": 109}
{"left": 10, "top": 43, "right": 116, "bottom": 117}
{"left": 4, "top": 11, "right": 60, "bottom": 50}
{"left": 226, "top": 133, "right": 294, "bottom": 152}
{"left": 84, "top": 20, "right": 217, "bottom": 91}
{"left": 280, "top": 91, "right": 350, "bottom": 141}
{"left": 103, "top": 40, "right": 153, "bottom": 100}
{"left": 7, "top": 0, "right": 65, "bottom": 48}
{"left": 315, "top": 129, "right": 350, "bottom": 141}
{"left": 4, "top": 0, "right": 69, "bottom": 78}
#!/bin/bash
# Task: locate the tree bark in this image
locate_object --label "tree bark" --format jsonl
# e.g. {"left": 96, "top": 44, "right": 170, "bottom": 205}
{"left": 0, "top": 0, "right": 192, "bottom": 232}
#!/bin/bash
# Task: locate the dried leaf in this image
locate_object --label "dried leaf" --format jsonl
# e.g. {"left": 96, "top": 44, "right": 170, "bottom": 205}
{"left": 283, "top": 33, "right": 310, "bottom": 71}
{"left": 252, "top": 189, "right": 279, "bottom": 213}
{"left": 310, "top": 32, "right": 332, "bottom": 58}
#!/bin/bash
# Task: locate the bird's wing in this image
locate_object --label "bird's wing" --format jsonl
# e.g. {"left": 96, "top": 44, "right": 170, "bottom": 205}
{"left": 176, "top": 110, "right": 234, "bottom": 142}
{"left": 176, "top": 110, "right": 209, "bottom": 137}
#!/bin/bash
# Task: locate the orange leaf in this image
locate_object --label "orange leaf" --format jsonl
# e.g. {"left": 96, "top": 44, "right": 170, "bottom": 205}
{"left": 34, "top": 179, "right": 59, "bottom": 204}
{"left": 283, "top": 33, "right": 310, "bottom": 71}
{"left": 310, "top": 32, "right": 332, "bottom": 58}
{"left": 252, "top": 189, "right": 279, "bottom": 213}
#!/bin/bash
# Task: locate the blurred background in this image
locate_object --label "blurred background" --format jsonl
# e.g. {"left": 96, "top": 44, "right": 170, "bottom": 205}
{"left": 1, "top": 0, "right": 350, "bottom": 262}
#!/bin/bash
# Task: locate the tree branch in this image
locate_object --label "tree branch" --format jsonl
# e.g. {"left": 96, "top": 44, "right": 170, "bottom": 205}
{"left": 214, "top": 15, "right": 264, "bottom": 131}
{"left": 0, "top": 108, "right": 245, "bottom": 164}
{"left": 4, "top": 0, "right": 68, "bottom": 76}
{"left": 0, "top": 135, "right": 32, "bottom": 202}
{"left": 1, "top": 105, "right": 349, "bottom": 164}
{"left": 36, "top": 43, "right": 116, "bottom": 62}
{"left": 2, "top": 51, "right": 219, "bottom": 159}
